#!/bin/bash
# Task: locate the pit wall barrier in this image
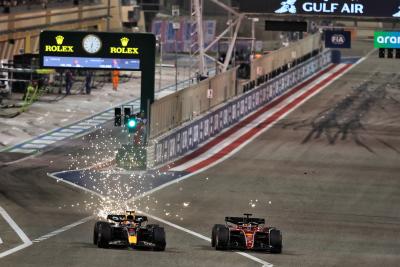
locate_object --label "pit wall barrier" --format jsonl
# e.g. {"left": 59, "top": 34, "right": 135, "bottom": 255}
{"left": 147, "top": 49, "right": 332, "bottom": 168}
{"left": 149, "top": 67, "right": 237, "bottom": 138}
{"left": 150, "top": 33, "right": 323, "bottom": 139}
{"left": 250, "top": 33, "right": 322, "bottom": 81}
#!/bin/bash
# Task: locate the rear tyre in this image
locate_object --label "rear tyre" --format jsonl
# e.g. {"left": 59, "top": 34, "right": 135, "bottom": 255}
{"left": 211, "top": 224, "right": 225, "bottom": 247}
{"left": 93, "top": 222, "right": 101, "bottom": 245}
{"left": 152, "top": 227, "right": 166, "bottom": 251}
{"left": 97, "top": 222, "right": 112, "bottom": 249}
{"left": 269, "top": 229, "right": 282, "bottom": 254}
{"left": 215, "top": 226, "right": 230, "bottom": 250}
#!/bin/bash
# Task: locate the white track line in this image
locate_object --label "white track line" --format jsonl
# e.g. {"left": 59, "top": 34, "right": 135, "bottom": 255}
{"left": 32, "top": 216, "right": 94, "bottom": 243}
{"left": 0, "top": 237, "right": 3, "bottom": 245}
{"left": 0, "top": 206, "right": 32, "bottom": 258}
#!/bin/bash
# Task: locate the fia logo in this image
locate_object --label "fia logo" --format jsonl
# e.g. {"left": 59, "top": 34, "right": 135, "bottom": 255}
{"left": 275, "top": 0, "right": 297, "bottom": 14}
{"left": 394, "top": 6, "right": 400, "bottom": 17}
{"left": 331, "top": 34, "right": 346, "bottom": 45}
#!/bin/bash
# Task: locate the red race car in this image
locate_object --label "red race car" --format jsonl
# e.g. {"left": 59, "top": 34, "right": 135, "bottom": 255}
{"left": 211, "top": 213, "right": 282, "bottom": 253}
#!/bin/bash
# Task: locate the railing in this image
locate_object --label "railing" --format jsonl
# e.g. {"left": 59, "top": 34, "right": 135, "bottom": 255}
{"left": 0, "top": 4, "right": 108, "bottom": 35}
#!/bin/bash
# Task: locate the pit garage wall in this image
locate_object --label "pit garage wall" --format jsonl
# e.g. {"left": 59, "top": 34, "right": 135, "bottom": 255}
{"left": 147, "top": 49, "right": 332, "bottom": 168}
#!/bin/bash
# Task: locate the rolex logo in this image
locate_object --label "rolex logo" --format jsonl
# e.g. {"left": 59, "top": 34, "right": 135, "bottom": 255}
{"left": 120, "top": 37, "right": 129, "bottom": 47}
{"left": 55, "top": 35, "right": 64, "bottom": 45}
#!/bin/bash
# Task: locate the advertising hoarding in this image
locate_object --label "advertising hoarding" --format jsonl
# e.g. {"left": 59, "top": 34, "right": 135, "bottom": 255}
{"left": 39, "top": 31, "right": 155, "bottom": 71}
{"left": 236, "top": 0, "right": 400, "bottom": 18}
{"left": 325, "top": 30, "right": 351, "bottom": 48}
{"left": 374, "top": 32, "right": 400, "bottom": 48}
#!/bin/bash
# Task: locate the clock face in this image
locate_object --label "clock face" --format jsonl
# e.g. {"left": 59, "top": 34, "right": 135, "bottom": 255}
{"left": 82, "top": 34, "right": 102, "bottom": 54}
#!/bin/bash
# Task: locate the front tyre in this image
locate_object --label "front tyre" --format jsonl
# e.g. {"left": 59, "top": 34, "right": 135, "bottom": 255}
{"left": 97, "top": 222, "right": 112, "bottom": 249}
{"left": 269, "top": 229, "right": 282, "bottom": 254}
{"left": 153, "top": 227, "right": 166, "bottom": 251}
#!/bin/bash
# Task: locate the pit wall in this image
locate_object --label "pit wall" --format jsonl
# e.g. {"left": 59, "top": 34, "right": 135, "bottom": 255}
{"left": 149, "top": 33, "right": 323, "bottom": 139}
{"left": 250, "top": 33, "right": 322, "bottom": 81}
{"left": 149, "top": 67, "right": 237, "bottom": 139}
{"left": 147, "top": 49, "right": 332, "bottom": 168}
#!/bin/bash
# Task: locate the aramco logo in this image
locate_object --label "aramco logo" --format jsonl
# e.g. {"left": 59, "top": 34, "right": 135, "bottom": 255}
{"left": 374, "top": 32, "right": 400, "bottom": 49}
{"left": 120, "top": 37, "right": 129, "bottom": 47}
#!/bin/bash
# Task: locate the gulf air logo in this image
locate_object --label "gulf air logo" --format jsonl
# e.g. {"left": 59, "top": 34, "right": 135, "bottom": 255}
{"left": 393, "top": 6, "right": 400, "bottom": 17}
{"left": 275, "top": 0, "right": 364, "bottom": 15}
{"left": 275, "top": 0, "right": 297, "bottom": 14}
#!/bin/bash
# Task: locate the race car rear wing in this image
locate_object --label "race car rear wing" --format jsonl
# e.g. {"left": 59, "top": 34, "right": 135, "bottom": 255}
{"left": 225, "top": 216, "right": 265, "bottom": 226}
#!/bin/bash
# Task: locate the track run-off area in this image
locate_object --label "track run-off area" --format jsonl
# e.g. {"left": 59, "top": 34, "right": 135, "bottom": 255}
{"left": 1, "top": 43, "right": 400, "bottom": 267}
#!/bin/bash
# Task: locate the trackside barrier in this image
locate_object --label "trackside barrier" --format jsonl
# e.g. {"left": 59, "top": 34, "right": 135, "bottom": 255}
{"left": 147, "top": 50, "right": 332, "bottom": 168}
{"left": 149, "top": 67, "right": 237, "bottom": 138}
{"left": 149, "top": 33, "right": 322, "bottom": 139}
{"left": 249, "top": 33, "right": 322, "bottom": 81}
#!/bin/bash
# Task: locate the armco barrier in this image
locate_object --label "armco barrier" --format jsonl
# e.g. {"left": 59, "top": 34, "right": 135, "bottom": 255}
{"left": 147, "top": 50, "right": 332, "bottom": 168}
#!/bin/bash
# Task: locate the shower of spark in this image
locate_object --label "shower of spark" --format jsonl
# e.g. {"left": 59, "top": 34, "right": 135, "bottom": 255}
{"left": 64, "top": 125, "right": 169, "bottom": 218}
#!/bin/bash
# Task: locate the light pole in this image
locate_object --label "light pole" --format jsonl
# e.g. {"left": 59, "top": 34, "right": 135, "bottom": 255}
{"left": 172, "top": 22, "right": 180, "bottom": 92}
{"left": 250, "top": 17, "right": 259, "bottom": 58}
{"left": 172, "top": 5, "right": 180, "bottom": 91}
{"left": 107, "top": 0, "right": 111, "bottom": 31}
{"left": 157, "top": 35, "right": 162, "bottom": 91}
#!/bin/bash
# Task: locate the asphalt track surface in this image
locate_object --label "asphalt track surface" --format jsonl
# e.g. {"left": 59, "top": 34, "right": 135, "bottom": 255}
{"left": 1, "top": 41, "right": 400, "bottom": 266}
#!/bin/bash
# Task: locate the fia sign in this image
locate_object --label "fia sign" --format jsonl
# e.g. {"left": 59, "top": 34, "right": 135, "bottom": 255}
{"left": 325, "top": 30, "right": 351, "bottom": 49}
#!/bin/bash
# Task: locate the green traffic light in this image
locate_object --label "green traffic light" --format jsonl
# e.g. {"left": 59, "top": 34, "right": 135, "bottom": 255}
{"left": 127, "top": 118, "right": 137, "bottom": 128}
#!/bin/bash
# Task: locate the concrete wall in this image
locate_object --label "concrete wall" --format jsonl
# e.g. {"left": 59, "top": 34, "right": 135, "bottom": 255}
{"left": 250, "top": 33, "right": 322, "bottom": 80}
{"left": 150, "top": 67, "right": 237, "bottom": 138}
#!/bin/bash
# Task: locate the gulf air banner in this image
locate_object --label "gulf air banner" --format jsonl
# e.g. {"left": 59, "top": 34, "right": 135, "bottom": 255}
{"left": 237, "top": 0, "right": 400, "bottom": 18}
{"left": 374, "top": 32, "right": 400, "bottom": 48}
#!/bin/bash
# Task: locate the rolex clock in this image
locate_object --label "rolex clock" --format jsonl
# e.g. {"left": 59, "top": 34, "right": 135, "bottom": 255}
{"left": 82, "top": 34, "right": 102, "bottom": 54}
